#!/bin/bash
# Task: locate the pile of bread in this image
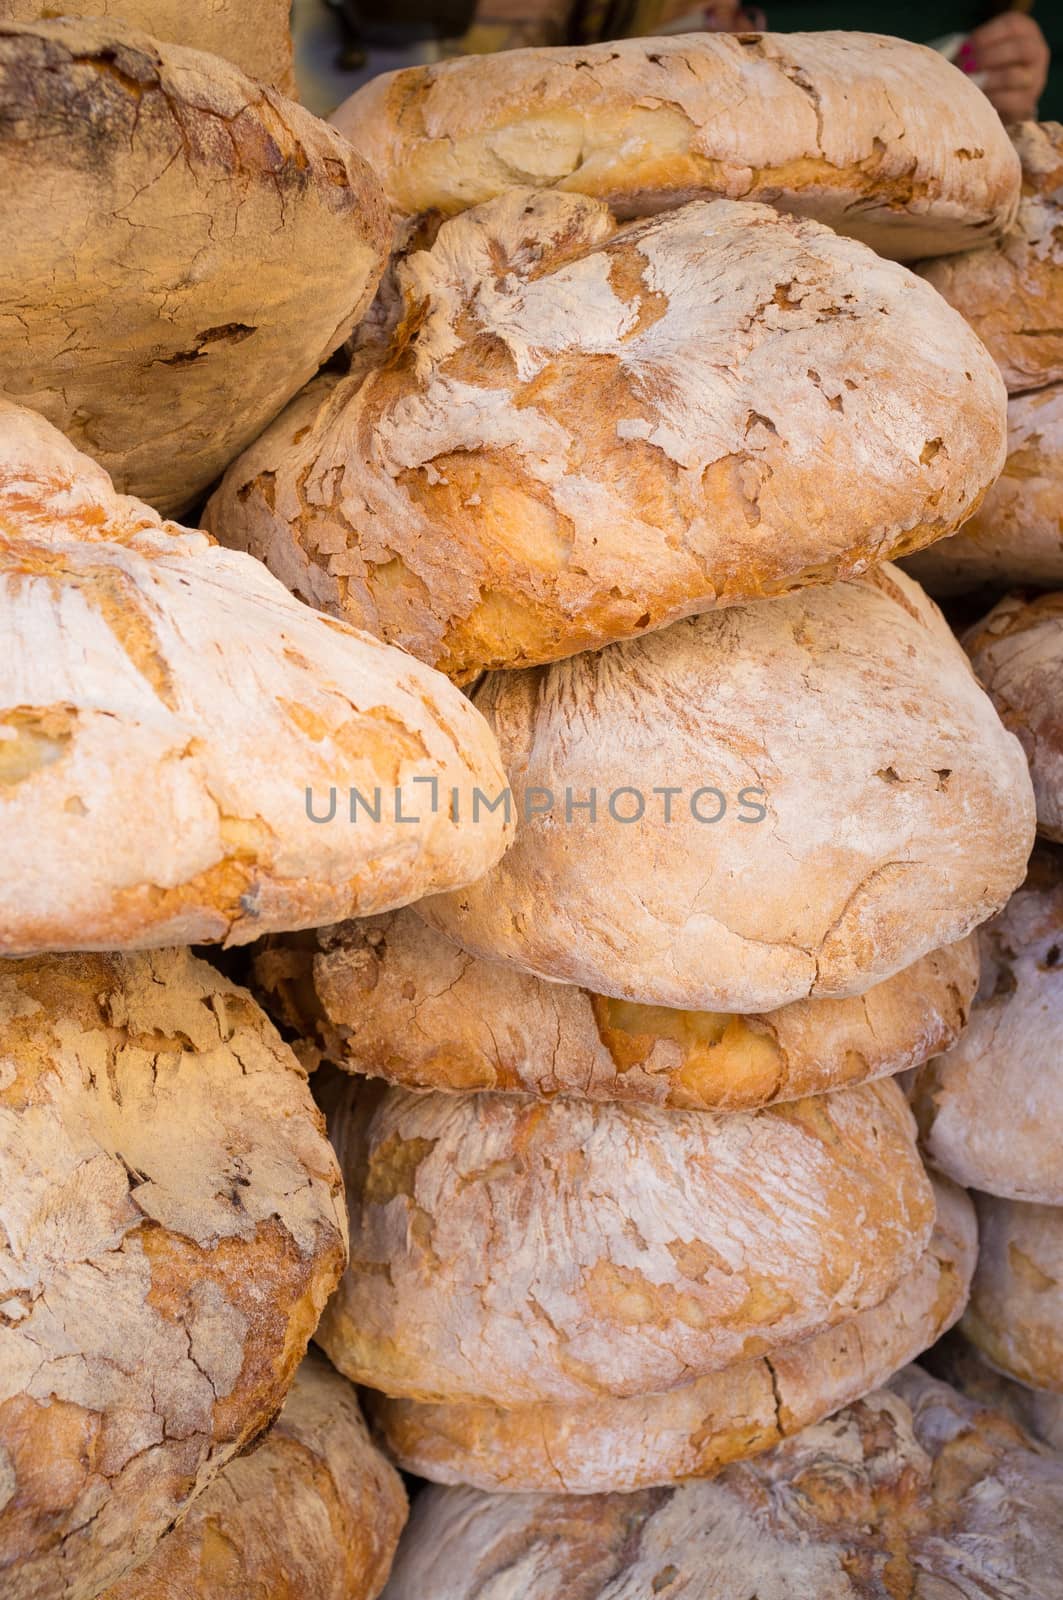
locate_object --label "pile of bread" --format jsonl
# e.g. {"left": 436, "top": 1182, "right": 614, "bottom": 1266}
{"left": 0, "top": 7, "right": 1060, "bottom": 1597}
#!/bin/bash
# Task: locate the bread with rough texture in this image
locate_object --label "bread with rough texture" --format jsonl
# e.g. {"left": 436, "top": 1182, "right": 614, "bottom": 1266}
{"left": 965, "top": 592, "right": 1063, "bottom": 842}
{"left": 911, "top": 847, "right": 1063, "bottom": 1203}
{"left": 254, "top": 910, "right": 979, "bottom": 1108}
{"left": 0, "top": 18, "right": 389, "bottom": 514}
{"left": 0, "top": 949, "right": 347, "bottom": 1600}
{"left": 380, "top": 1368, "right": 1063, "bottom": 1600}
{"left": 0, "top": 402, "right": 512, "bottom": 955}
{"left": 963, "top": 1193, "right": 1063, "bottom": 1394}
{"left": 925, "top": 1334, "right": 1063, "bottom": 1453}
{"left": 206, "top": 189, "right": 1006, "bottom": 681}
{"left": 368, "top": 1178, "right": 976, "bottom": 1493}
{"left": 330, "top": 32, "right": 1020, "bottom": 261}
{"left": 100, "top": 1354, "right": 406, "bottom": 1600}
{"left": 904, "top": 383, "right": 1063, "bottom": 593}
{"left": 920, "top": 122, "right": 1063, "bottom": 394}
{"left": 317, "top": 1076, "right": 934, "bottom": 1406}
{"left": 419, "top": 567, "right": 1035, "bottom": 1014}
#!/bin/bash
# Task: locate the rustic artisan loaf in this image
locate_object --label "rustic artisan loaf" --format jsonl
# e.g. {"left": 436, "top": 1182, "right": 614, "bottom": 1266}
{"left": 920, "top": 122, "right": 1063, "bottom": 394}
{"left": 101, "top": 1354, "right": 406, "bottom": 1600}
{"left": 330, "top": 32, "right": 1020, "bottom": 260}
{"left": 381, "top": 1368, "right": 1063, "bottom": 1600}
{"left": 965, "top": 592, "right": 1063, "bottom": 842}
{"left": 926, "top": 1334, "right": 1063, "bottom": 1453}
{"left": 0, "top": 18, "right": 389, "bottom": 514}
{"left": 317, "top": 1076, "right": 934, "bottom": 1406}
{"left": 963, "top": 1194, "right": 1063, "bottom": 1394}
{"left": 910, "top": 848, "right": 1063, "bottom": 1203}
{"left": 368, "top": 1178, "right": 976, "bottom": 1493}
{"left": 904, "top": 383, "right": 1063, "bottom": 593}
{"left": 0, "top": 949, "right": 347, "bottom": 1600}
{"left": 0, "top": 402, "right": 511, "bottom": 955}
{"left": 420, "top": 567, "right": 1035, "bottom": 1013}
{"left": 255, "top": 910, "right": 979, "bottom": 1108}
{"left": 206, "top": 189, "right": 1007, "bottom": 681}
{"left": 0, "top": 0, "right": 297, "bottom": 93}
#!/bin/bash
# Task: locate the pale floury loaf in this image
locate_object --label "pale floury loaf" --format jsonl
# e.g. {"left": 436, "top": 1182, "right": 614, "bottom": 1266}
{"left": 0, "top": 950, "right": 348, "bottom": 1600}
{"left": 927, "top": 1335, "right": 1063, "bottom": 1453}
{"left": 206, "top": 190, "right": 1007, "bottom": 681}
{"left": 330, "top": 32, "right": 1019, "bottom": 260}
{"left": 379, "top": 1369, "right": 1063, "bottom": 1600}
{"left": 0, "top": 18, "right": 389, "bottom": 514}
{"left": 911, "top": 848, "right": 1063, "bottom": 1204}
{"left": 0, "top": 402, "right": 512, "bottom": 954}
{"left": 963, "top": 1194, "right": 1063, "bottom": 1395}
{"left": 368, "top": 1179, "right": 976, "bottom": 1493}
{"left": 317, "top": 1076, "right": 934, "bottom": 1406}
{"left": 421, "top": 567, "right": 1035, "bottom": 1013}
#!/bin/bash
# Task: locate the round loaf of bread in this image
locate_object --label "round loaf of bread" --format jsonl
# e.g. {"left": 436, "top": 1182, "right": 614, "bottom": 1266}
{"left": 0, "top": 949, "right": 348, "bottom": 1600}
{"left": 206, "top": 189, "right": 1007, "bottom": 682}
{"left": 419, "top": 567, "right": 1035, "bottom": 1014}
{"left": 965, "top": 592, "right": 1063, "bottom": 842}
{"left": 0, "top": 402, "right": 511, "bottom": 955}
{"left": 368, "top": 1178, "right": 976, "bottom": 1493}
{"left": 316, "top": 1076, "right": 934, "bottom": 1406}
{"left": 910, "top": 848, "right": 1063, "bottom": 1203}
{"left": 903, "top": 384, "right": 1063, "bottom": 594}
{"left": 330, "top": 32, "right": 1019, "bottom": 260}
{"left": 100, "top": 1354, "right": 406, "bottom": 1600}
{"left": 0, "top": 0, "right": 297, "bottom": 93}
{"left": 254, "top": 911, "right": 979, "bottom": 1109}
{"left": 920, "top": 122, "right": 1063, "bottom": 394}
{"left": 380, "top": 1368, "right": 1063, "bottom": 1600}
{"left": 0, "top": 18, "right": 389, "bottom": 514}
{"left": 963, "top": 1194, "right": 1063, "bottom": 1394}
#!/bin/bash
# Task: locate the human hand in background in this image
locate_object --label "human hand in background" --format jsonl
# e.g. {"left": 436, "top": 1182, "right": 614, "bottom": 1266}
{"left": 959, "top": 11, "right": 1050, "bottom": 123}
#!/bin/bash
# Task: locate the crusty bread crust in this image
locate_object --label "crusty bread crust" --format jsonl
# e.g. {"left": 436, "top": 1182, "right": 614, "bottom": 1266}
{"left": 963, "top": 1194, "right": 1063, "bottom": 1395}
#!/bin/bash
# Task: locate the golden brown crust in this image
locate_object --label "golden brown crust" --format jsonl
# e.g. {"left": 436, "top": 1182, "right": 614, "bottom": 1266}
{"left": 0, "top": 18, "right": 388, "bottom": 514}
{"left": 316, "top": 1076, "right": 934, "bottom": 1406}
{"left": 100, "top": 1354, "right": 407, "bottom": 1600}
{"left": 0, "top": 950, "right": 348, "bottom": 1600}
{"left": 964, "top": 592, "right": 1063, "bottom": 842}
{"left": 919, "top": 122, "right": 1063, "bottom": 394}
{"left": 962, "top": 1193, "right": 1063, "bottom": 1395}
{"left": 368, "top": 1179, "right": 976, "bottom": 1493}
{"left": 330, "top": 32, "right": 1019, "bottom": 260}
{"left": 206, "top": 189, "right": 1006, "bottom": 681}
{"left": 254, "top": 911, "right": 979, "bottom": 1109}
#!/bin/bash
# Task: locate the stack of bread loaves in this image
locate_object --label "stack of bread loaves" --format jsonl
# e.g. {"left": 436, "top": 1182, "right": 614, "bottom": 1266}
{"left": 0, "top": 16, "right": 1056, "bottom": 1596}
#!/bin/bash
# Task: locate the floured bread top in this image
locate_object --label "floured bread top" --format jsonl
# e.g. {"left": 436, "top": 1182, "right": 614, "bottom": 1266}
{"left": 420, "top": 567, "right": 1034, "bottom": 1013}
{"left": 207, "top": 190, "right": 1006, "bottom": 682}
{"left": 317, "top": 1076, "right": 933, "bottom": 1406}
{"left": 963, "top": 1193, "right": 1063, "bottom": 1395}
{"left": 380, "top": 1368, "right": 1063, "bottom": 1599}
{"left": 0, "top": 949, "right": 347, "bottom": 1600}
{"left": 0, "top": 401, "right": 512, "bottom": 954}
{"left": 330, "top": 32, "right": 1019, "bottom": 260}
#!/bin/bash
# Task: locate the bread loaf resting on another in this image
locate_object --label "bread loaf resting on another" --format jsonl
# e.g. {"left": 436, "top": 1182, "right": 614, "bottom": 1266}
{"left": 963, "top": 1194, "right": 1063, "bottom": 1395}
{"left": 0, "top": 402, "right": 512, "bottom": 955}
{"left": 330, "top": 32, "right": 1019, "bottom": 261}
{"left": 206, "top": 189, "right": 1007, "bottom": 681}
{"left": 0, "top": 950, "right": 347, "bottom": 1600}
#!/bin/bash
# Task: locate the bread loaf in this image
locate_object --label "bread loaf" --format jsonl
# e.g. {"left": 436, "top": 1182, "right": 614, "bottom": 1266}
{"left": 380, "top": 1368, "right": 1063, "bottom": 1600}
{"left": 0, "top": 402, "right": 511, "bottom": 954}
{"left": 911, "top": 847, "right": 1063, "bottom": 1203}
{"left": 0, "top": 19, "right": 389, "bottom": 514}
{"left": 206, "top": 189, "right": 1006, "bottom": 681}
{"left": 316, "top": 1076, "right": 934, "bottom": 1406}
{"left": 0, "top": 949, "right": 347, "bottom": 1600}
{"left": 254, "top": 910, "right": 979, "bottom": 1108}
{"left": 926, "top": 1334, "right": 1063, "bottom": 1453}
{"left": 100, "top": 1355, "right": 406, "bottom": 1600}
{"left": 330, "top": 32, "right": 1020, "bottom": 260}
{"left": 963, "top": 1193, "right": 1063, "bottom": 1394}
{"left": 965, "top": 592, "right": 1063, "bottom": 842}
{"left": 920, "top": 122, "right": 1063, "bottom": 394}
{"left": 368, "top": 1178, "right": 976, "bottom": 1493}
{"left": 419, "top": 567, "right": 1035, "bottom": 1013}
{"left": 904, "top": 383, "right": 1063, "bottom": 593}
